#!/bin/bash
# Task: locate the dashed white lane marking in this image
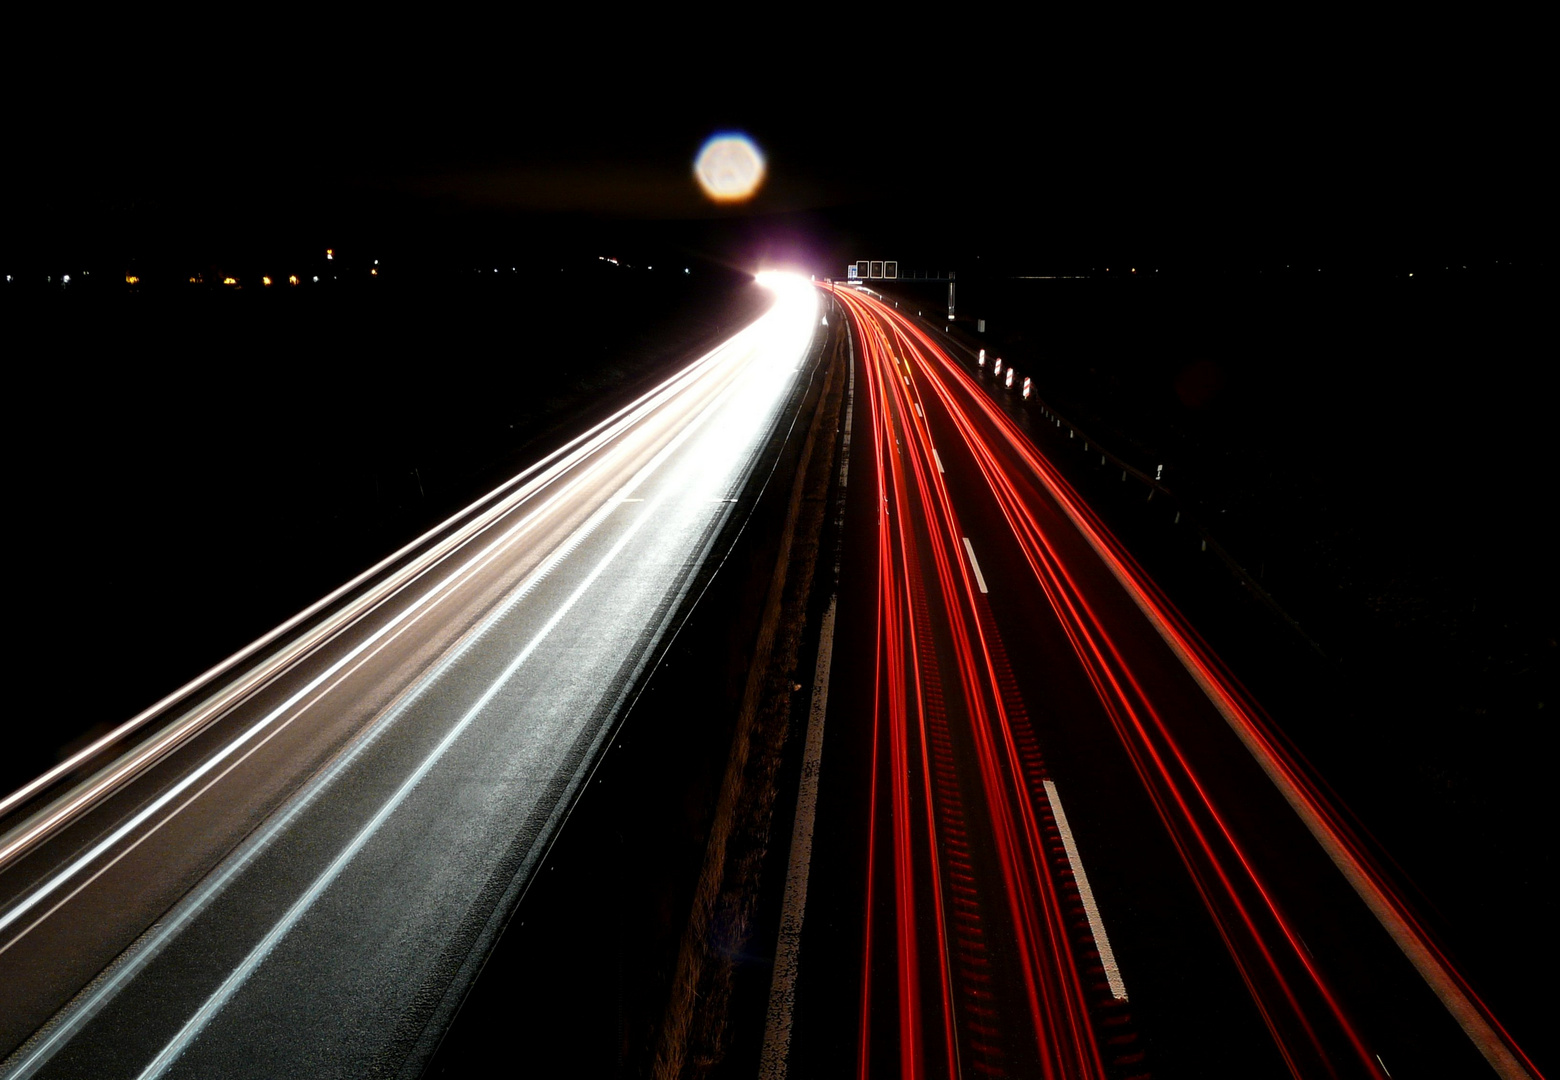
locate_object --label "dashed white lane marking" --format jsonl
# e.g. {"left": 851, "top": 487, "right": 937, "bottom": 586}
{"left": 1044, "top": 779, "right": 1128, "bottom": 1000}
{"left": 914, "top": 401, "right": 922, "bottom": 418}
{"left": 961, "top": 537, "right": 988, "bottom": 594}
{"left": 933, "top": 449, "right": 944, "bottom": 474}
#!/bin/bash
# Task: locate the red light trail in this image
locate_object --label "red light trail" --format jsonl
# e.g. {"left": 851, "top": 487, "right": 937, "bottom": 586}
{"left": 827, "top": 283, "right": 1540, "bottom": 1080}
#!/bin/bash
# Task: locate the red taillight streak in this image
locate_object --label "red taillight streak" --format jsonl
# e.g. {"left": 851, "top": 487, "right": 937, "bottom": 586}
{"left": 881, "top": 296, "right": 1540, "bottom": 1080}
{"left": 837, "top": 288, "right": 1113, "bottom": 1079}
{"left": 903, "top": 378, "right": 1102, "bottom": 1078}
{"left": 878, "top": 317, "right": 1112, "bottom": 1076}
{"left": 903, "top": 317, "right": 1351, "bottom": 1072}
{"left": 872, "top": 294, "right": 1415, "bottom": 1076}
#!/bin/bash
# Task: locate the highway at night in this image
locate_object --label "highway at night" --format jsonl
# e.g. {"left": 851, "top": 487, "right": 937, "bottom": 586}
{"left": 775, "top": 285, "right": 1541, "bottom": 1080}
{"left": 0, "top": 276, "right": 823, "bottom": 1079}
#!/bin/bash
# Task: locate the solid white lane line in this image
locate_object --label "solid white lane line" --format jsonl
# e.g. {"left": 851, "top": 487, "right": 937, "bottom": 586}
{"left": 933, "top": 449, "right": 944, "bottom": 474}
{"left": 1044, "top": 779, "right": 1127, "bottom": 1000}
{"left": 760, "top": 324, "right": 854, "bottom": 1080}
{"left": 760, "top": 599, "right": 837, "bottom": 1080}
{"left": 961, "top": 537, "right": 989, "bottom": 594}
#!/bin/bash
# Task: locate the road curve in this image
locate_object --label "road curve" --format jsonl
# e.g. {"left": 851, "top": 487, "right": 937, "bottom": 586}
{"left": 0, "top": 274, "right": 823, "bottom": 1079}
{"left": 784, "top": 284, "right": 1538, "bottom": 1080}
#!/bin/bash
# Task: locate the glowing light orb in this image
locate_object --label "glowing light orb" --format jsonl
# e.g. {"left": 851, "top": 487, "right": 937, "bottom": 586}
{"left": 694, "top": 133, "right": 766, "bottom": 203}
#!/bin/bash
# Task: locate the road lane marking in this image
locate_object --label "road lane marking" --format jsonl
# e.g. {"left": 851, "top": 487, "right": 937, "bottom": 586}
{"left": 933, "top": 449, "right": 944, "bottom": 474}
{"left": 961, "top": 537, "right": 988, "bottom": 594}
{"left": 761, "top": 323, "right": 853, "bottom": 1080}
{"left": 914, "top": 401, "right": 922, "bottom": 418}
{"left": 761, "top": 599, "right": 837, "bottom": 1080}
{"left": 1044, "top": 779, "right": 1128, "bottom": 1000}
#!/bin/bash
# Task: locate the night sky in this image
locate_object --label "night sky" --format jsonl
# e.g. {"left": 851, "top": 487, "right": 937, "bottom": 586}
{"left": 5, "top": 11, "right": 1543, "bottom": 275}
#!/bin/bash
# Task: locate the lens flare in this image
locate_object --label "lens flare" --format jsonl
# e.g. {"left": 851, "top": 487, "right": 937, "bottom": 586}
{"left": 694, "top": 133, "right": 766, "bottom": 203}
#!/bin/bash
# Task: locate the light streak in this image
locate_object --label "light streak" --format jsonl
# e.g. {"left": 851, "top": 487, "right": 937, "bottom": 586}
{"left": 838, "top": 284, "right": 1540, "bottom": 1080}
{"left": 1, "top": 282, "right": 821, "bottom": 1074}
{"left": 960, "top": 538, "right": 988, "bottom": 594}
{"left": 838, "top": 286, "right": 1109, "bottom": 1079}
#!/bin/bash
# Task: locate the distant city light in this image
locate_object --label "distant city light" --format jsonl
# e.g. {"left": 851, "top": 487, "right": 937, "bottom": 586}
{"left": 693, "top": 133, "right": 766, "bottom": 203}
{"left": 371, "top": 268, "right": 378, "bottom": 276}
{"left": 326, "top": 249, "right": 334, "bottom": 260}
{"left": 223, "top": 277, "right": 237, "bottom": 285}
{"left": 125, "top": 274, "right": 139, "bottom": 285}
{"left": 313, "top": 276, "right": 319, "bottom": 282}
{"left": 289, "top": 275, "right": 300, "bottom": 286}
{"left": 61, "top": 274, "right": 70, "bottom": 284}
{"left": 262, "top": 276, "right": 273, "bottom": 286}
